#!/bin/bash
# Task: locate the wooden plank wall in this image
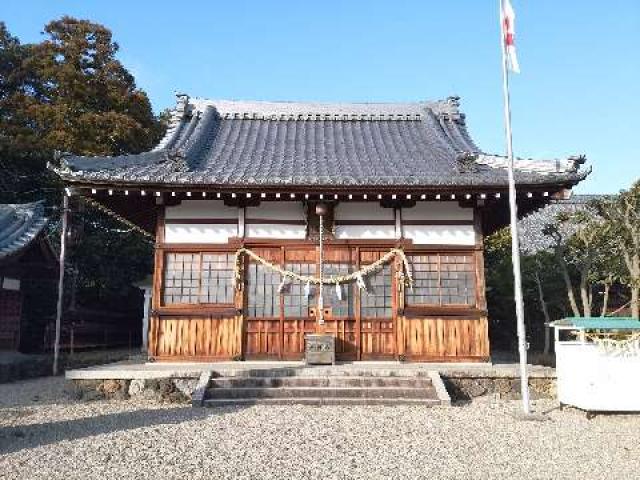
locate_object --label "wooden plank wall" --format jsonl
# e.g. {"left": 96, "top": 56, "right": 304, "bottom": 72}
{"left": 149, "top": 204, "right": 491, "bottom": 362}
{"left": 361, "top": 319, "right": 395, "bottom": 358}
{"left": 149, "top": 314, "right": 241, "bottom": 360}
{"left": 245, "top": 319, "right": 281, "bottom": 358}
{"left": 399, "top": 316, "right": 489, "bottom": 361}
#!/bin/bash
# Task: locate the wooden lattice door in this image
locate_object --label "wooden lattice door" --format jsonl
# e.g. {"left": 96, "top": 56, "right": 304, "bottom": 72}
{"left": 359, "top": 250, "right": 397, "bottom": 359}
{"left": 0, "top": 289, "right": 22, "bottom": 350}
{"left": 244, "top": 248, "right": 282, "bottom": 359}
{"left": 316, "top": 248, "right": 358, "bottom": 360}
{"left": 242, "top": 246, "right": 398, "bottom": 360}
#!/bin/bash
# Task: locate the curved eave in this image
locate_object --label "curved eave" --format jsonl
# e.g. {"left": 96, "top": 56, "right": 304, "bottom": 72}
{"left": 55, "top": 171, "right": 588, "bottom": 193}
{"left": 0, "top": 202, "right": 49, "bottom": 261}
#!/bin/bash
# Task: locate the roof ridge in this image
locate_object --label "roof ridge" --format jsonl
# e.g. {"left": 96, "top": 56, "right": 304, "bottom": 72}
{"left": 152, "top": 94, "right": 191, "bottom": 152}
{"left": 189, "top": 97, "right": 448, "bottom": 107}
{"left": 181, "top": 95, "right": 462, "bottom": 121}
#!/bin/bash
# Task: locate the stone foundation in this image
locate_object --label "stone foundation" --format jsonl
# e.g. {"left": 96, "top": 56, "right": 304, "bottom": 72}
{"left": 71, "top": 378, "right": 198, "bottom": 403}
{"left": 442, "top": 376, "right": 556, "bottom": 401}
{"left": 0, "top": 349, "right": 137, "bottom": 384}
{"left": 71, "top": 375, "right": 555, "bottom": 404}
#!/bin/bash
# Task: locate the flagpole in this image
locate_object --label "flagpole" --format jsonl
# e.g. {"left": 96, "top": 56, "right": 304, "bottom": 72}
{"left": 499, "top": 0, "right": 531, "bottom": 414}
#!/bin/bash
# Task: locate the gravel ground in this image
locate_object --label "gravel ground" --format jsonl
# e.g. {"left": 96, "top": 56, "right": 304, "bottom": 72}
{"left": 1, "top": 376, "right": 639, "bottom": 480}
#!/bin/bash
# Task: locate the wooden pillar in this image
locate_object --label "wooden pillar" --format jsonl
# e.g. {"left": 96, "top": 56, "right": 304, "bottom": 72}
{"left": 235, "top": 249, "right": 246, "bottom": 359}
{"left": 474, "top": 208, "right": 489, "bottom": 358}
{"left": 279, "top": 246, "right": 285, "bottom": 359}
{"left": 473, "top": 208, "right": 488, "bottom": 312}
{"left": 149, "top": 203, "right": 165, "bottom": 358}
{"left": 53, "top": 193, "right": 70, "bottom": 375}
{"left": 238, "top": 206, "right": 246, "bottom": 238}
{"left": 355, "top": 247, "right": 361, "bottom": 360}
{"left": 394, "top": 208, "right": 402, "bottom": 239}
{"left": 141, "top": 288, "right": 152, "bottom": 352}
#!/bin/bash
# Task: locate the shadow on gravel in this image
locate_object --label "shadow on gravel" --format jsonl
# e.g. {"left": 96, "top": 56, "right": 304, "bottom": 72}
{"left": 0, "top": 405, "right": 243, "bottom": 455}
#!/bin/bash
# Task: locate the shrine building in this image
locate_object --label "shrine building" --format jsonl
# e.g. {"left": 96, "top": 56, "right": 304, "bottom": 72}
{"left": 53, "top": 95, "right": 588, "bottom": 362}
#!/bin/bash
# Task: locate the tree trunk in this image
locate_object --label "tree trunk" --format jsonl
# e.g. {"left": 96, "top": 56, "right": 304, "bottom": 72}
{"left": 558, "top": 252, "right": 580, "bottom": 317}
{"left": 579, "top": 269, "right": 592, "bottom": 318}
{"left": 601, "top": 282, "right": 611, "bottom": 317}
{"left": 534, "top": 271, "right": 552, "bottom": 354}
{"left": 632, "top": 254, "right": 640, "bottom": 319}
{"left": 620, "top": 249, "right": 640, "bottom": 319}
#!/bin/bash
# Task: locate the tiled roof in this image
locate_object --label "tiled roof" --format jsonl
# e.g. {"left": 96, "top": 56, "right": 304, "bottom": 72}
{"left": 0, "top": 201, "right": 49, "bottom": 260}
{"left": 518, "top": 195, "right": 605, "bottom": 254}
{"left": 53, "top": 95, "right": 589, "bottom": 190}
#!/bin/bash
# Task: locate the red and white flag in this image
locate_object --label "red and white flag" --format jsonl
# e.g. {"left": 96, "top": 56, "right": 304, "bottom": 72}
{"left": 501, "top": 0, "right": 520, "bottom": 73}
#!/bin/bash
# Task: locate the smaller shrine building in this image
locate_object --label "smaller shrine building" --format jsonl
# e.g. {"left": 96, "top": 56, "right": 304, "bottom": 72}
{"left": 0, "top": 201, "right": 56, "bottom": 351}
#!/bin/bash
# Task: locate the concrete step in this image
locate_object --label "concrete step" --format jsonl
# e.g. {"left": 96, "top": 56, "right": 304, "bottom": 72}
{"left": 203, "top": 397, "right": 443, "bottom": 407}
{"left": 205, "top": 386, "right": 437, "bottom": 400}
{"left": 209, "top": 376, "right": 433, "bottom": 389}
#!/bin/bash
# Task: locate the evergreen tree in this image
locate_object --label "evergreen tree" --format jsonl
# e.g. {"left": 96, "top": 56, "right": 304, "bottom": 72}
{"left": 24, "top": 17, "right": 161, "bottom": 156}
{"left": 0, "top": 17, "right": 163, "bottom": 315}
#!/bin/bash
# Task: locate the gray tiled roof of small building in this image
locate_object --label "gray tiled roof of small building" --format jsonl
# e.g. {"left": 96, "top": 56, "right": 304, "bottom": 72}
{"left": 518, "top": 195, "right": 606, "bottom": 254}
{"left": 0, "top": 201, "right": 48, "bottom": 260}
{"left": 53, "top": 95, "right": 589, "bottom": 189}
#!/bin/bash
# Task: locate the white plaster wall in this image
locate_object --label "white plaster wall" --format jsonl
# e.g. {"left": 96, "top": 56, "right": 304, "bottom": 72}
{"left": 334, "top": 202, "right": 394, "bottom": 221}
{"left": 403, "top": 225, "right": 475, "bottom": 245}
{"left": 246, "top": 224, "right": 306, "bottom": 239}
{"left": 164, "top": 224, "right": 238, "bottom": 243}
{"left": 334, "top": 225, "right": 397, "bottom": 240}
{"left": 165, "top": 200, "right": 238, "bottom": 220}
{"left": 246, "top": 201, "right": 305, "bottom": 221}
{"left": 401, "top": 202, "right": 473, "bottom": 221}
{"left": 334, "top": 202, "right": 395, "bottom": 239}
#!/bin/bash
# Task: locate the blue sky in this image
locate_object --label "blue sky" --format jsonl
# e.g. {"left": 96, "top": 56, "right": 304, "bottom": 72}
{"left": 3, "top": 1, "right": 639, "bottom": 193}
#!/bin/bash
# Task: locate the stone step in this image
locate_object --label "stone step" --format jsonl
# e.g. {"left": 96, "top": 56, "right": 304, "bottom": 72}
{"left": 205, "top": 386, "right": 437, "bottom": 400}
{"left": 209, "top": 376, "right": 433, "bottom": 389}
{"left": 203, "top": 397, "right": 443, "bottom": 407}
{"left": 212, "top": 368, "right": 433, "bottom": 378}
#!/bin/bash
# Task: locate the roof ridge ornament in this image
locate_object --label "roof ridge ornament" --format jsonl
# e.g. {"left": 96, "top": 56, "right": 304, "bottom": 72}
{"left": 475, "top": 153, "right": 588, "bottom": 175}
{"left": 567, "top": 154, "right": 587, "bottom": 172}
{"left": 175, "top": 92, "right": 190, "bottom": 116}
{"left": 167, "top": 150, "right": 188, "bottom": 172}
{"left": 51, "top": 151, "right": 74, "bottom": 172}
{"left": 456, "top": 152, "right": 479, "bottom": 173}
{"left": 53, "top": 150, "right": 72, "bottom": 163}
{"left": 446, "top": 95, "right": 461, "bottom": 108}
{"left": 151, "top": 92, "right": 193, "bottom": 152}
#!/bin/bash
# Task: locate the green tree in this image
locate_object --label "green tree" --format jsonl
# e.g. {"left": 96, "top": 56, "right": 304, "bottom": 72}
{"left": 595, "top": 182, "right": 640, "bottom": 318}
{"left": 0, "top": 22, "right": 48, "bottom": 200}
{"left": 25, "top": 16, "right": 161, "bottom": 156}
{"left": 543, "top": 208, "right": 618, "bottom": 317}
{"left": 485, "top": 229, "right": 569, "bottom": 353}
{"left": 1, "top": 17, "right": 163, "bottom": 314}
